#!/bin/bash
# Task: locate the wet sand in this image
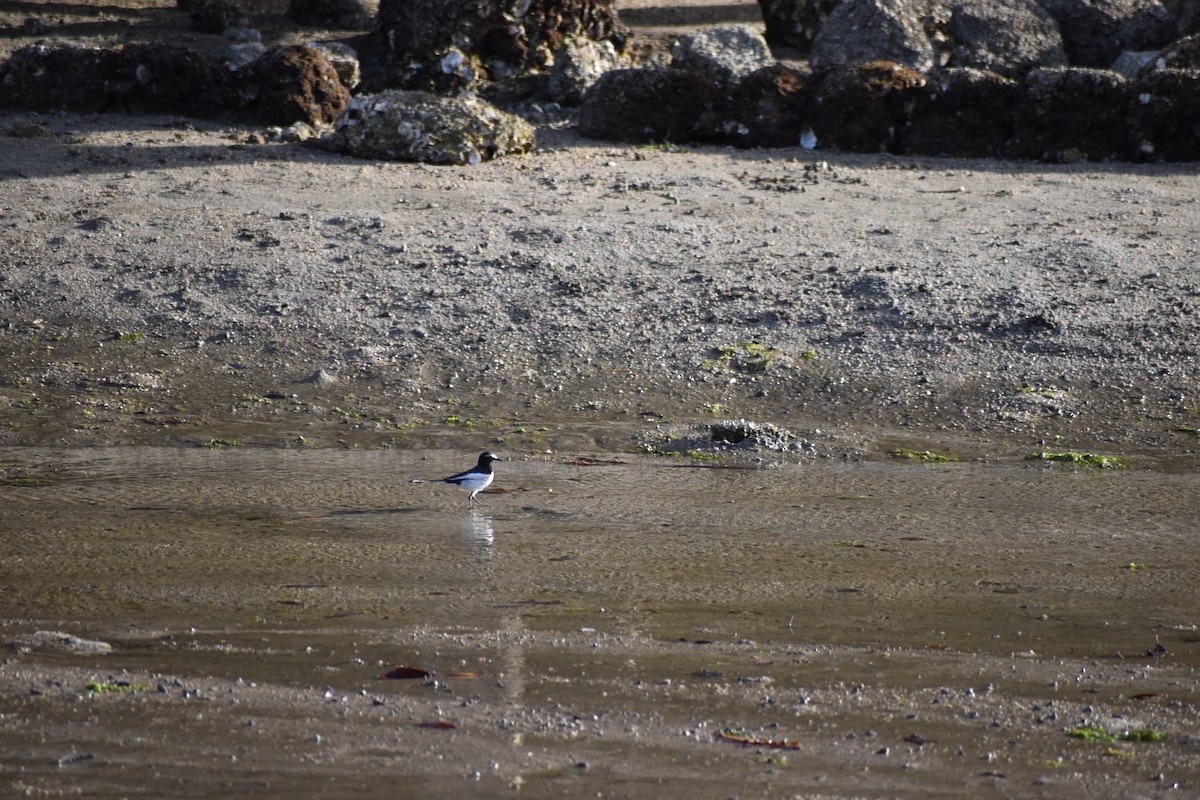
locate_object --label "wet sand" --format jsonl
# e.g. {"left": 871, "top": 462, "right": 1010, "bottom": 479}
{"left": 3, "top": 447, "right": 1198, "bottom": 796}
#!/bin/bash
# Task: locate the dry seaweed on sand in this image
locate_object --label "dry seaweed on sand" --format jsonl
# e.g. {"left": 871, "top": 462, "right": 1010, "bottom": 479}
{"left": 717, "top": 728, "right": 802, "bottom": 749}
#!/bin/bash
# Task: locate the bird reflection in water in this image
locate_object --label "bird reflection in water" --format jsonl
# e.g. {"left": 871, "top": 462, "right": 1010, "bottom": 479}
{"left": 460, "top": 509, "right": 494, "bottom": 554}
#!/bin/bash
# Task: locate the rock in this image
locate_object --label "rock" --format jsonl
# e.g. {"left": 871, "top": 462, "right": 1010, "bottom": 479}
{"left": 17, "top": 631, "right": 113, "bottom": 654}
{"left": 725, "top": 63, "right": 812, "bottom": 148}
{"left": 21, "top": 17, "right": 48, "bottom": 35}
{"left": 1009, "top": 67, "right": 1134, "bottom": 162}
{"left": 0, "top": 42, "right": 342, "bottom": 124}
{"left": 287, "top": 0, "right": 371, "bottom": 28}
{"left": 941, "top": 0, "right": 1067, "bottom": 77}
{"left": 305, "top": 368, "right": 339, "bottom": 385}
{"left": 549, "top": 35, "right": 625, "bottom": 105}
{"left": 275, "top": 121, "right": 319, "bottom": 142}
{"left": 811, "top": 0, "right": 936, "bottom": 73}
{"left": 1161, "top": 0, "right": 1200, "bottom": 35}
{"left": 324, "top": 90, "right": 536, "bottom": 164}
{"left": 0, "top": 45, "right": 123, "bottom": 113}
{"left": 376, "top": 0, "right": 487, "bottom": 63}
{"left": 6, "top": 120, "right": 51, "bottom": 138}
{"left": 577, "top": 67, "right": 721, "bottom": 143}
{"left": 113, "top": 43, "right": 225, "bottom": 115}
{"left": 190, "top": 0, "right": 245, "bottom": 34}
{"left": 757, "top": 0, "right": 841, "bottom": 51}
{"left": 1138, "top": 32, "right": 1200, "bottom": 72}
{"left": 0, "top": 43, "right": 226, "bottom": 117}
{"left": 1039, "top": 0, "right": 1179, "bottom": 68}
{"left": 710, "top": 418, "right": 797, "bottom": 451}
{"left": 243, "top": 45, "right": 350, "bottom": 126}
{"left": 310, "top": 42, "right": 361, "bottom": 90}
{"left": 904, "top": 67, "right": 1020, "bottom": 157}
{"left": 1131, "top": 68, "right": 1200, "bottom": 160}
{"left": 107, "top": 372, "right": 163, "bottom": 389}
{"left": 220, "top": 42, "right": 267, "bottom": 70}
{"left": 810, "top": 60, "right": 927, "bottom": 153}
{"left": 669, "top": 25, "right": 775, "bottom": 91}
{"left": 1110, "top": 49, "right": 1159, "bottom": 76}
{"left": 404, "top": 47, "right": 487, "bottom": 95}
{"left": 375, "top": 0, "right": 626, "bottom": 81}
{"left": 222, "top": 24, "right": 261, "bottom": 44}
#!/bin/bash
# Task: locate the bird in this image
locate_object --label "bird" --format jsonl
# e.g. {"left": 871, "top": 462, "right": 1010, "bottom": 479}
{"left": 413, "top": 452, "right": 500, "bottom": 506}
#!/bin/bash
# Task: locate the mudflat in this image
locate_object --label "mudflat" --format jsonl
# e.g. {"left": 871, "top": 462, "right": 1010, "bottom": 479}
{"left": 2, "top": 448, "right": 1198, "bottom": 798}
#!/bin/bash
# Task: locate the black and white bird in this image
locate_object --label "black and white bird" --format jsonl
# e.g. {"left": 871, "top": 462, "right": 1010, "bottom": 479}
{"left": 414, "top": 452, "right": 500, "bottom": 506}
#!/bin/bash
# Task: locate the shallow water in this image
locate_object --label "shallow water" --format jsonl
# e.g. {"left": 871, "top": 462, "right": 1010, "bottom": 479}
{"left": 3, "top": 447, "right": 1199, "bottom": 797}
{"left": 4, "top": 447, "right": 1197, "bottom": 656}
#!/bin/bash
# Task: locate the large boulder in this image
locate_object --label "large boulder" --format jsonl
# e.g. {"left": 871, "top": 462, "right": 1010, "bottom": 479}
{"left": 1039, "top": 0, "right": 1178, "bottom": 67}
{"left": 111, "top": 43, "right": 231, "bottom": 115}
{"left": 403, "top": 47, "right": 489, "bottom": 95}
{"left": 724, "top": 64, "right": 812, "bottom": 148}
{"left": 310, "top": 42, "right": 362, "bottom": 90}
{"left": 0, "top": 43, "right": 228, "bottom": 116}
{"left": 242, "top": 44, "right": 350, "bottom": 126}
{"left": 375, "top": 0, "right": 626, "bottom": 81}
{"left": 577, "top": 67, "right": 720, "bottom": 143}
{"left": 549, "top": 35, "right": 626, "bottom": 104}
{"left": 0, "top": 45, "right": 122, "bottom": 112}
{"left": 809, "top": 60, "right": 927, "bottom": 152}
{"left": 190, "top": 0, "right": 246, "bottom": 34}
{"left": 1138, "top": 32, "right": 1200, "bottom": 71}
{"left": 287, "top": 0, "right": 372, "bottom": 28}
{"left": 324, "top": 90, "right": 535, "bottom": 163}
{"left": 669, "top": 25, "right": 775, "bottom": 90}
{"left": 1131, "top": 68, "right": 1200, "bottom": 160}
{"left": 1161, "top": 0, "right": 1200, "bottom": 35}
{"left": 941, "top": 0, "right": 1067, "bottom": 76}
{"left": 1008, "top": 67, "right": 1134, "bottom": 161}
{"left": 1111, "top": 49, "right": 1161, "bottom": 75}
{"left": 811, "top": 0, "right": 936, "bottom": 73}
{"left": 904, "top": 67, "right": 1021, "bottom": 156}
{"left": 757, "top": 0, "right": 841, "bottom": 51}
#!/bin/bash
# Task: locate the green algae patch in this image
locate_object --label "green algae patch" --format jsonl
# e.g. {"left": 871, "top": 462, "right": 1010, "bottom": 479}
{"left": 1026, "top": 452, "right": 1129, "bottom": 469}
{"left": 1, "top": 475, "right": 54, "bottom": 486}
{"left": 707, "top": 341, "right": 781, "bottom": 374}
{"left": 888, "top": 449, "right": 958, "bottom": 463}
{"left": 1067, "top": 726, "right": 1163, "bottom": 743}
{"left": 86, "top": 680, "right": 151, "bottom": 694}
{"left": 0, "top": 462, "right": 55, "bottom": 486}
{"left": 1068, "top": 725, "right": 1115, "bottom": 742}
{"left": 636, "top": 142, "right": 689, "bottom": 154}
{"left": 702, "top": 403, "right": 732, "bottom": 415}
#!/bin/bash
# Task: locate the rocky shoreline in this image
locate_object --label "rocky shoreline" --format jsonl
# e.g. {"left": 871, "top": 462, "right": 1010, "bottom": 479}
{"left": 4, "top": 1, "right": 1200, "bottom": 163}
